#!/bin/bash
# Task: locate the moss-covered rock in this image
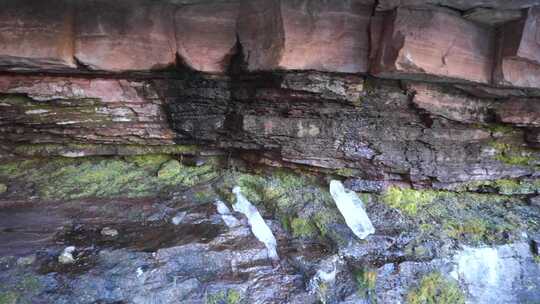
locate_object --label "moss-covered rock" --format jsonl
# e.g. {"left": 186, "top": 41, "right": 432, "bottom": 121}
{"left": 0, "top": 183, "right": 7, "bottom": 194}
{"left": 406, "top": 273, "right": 465, "bottom": 304}
{"left": 0, "top": 155, "right": 221, "bottom": 201}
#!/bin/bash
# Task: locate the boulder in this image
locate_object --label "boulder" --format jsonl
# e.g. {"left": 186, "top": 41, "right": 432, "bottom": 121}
{"left": 175, "top": 2, "right": 239, "bottom": 73}
{"left": 494, "top": 7, "right": 540, "bottom": 88}
{"left": 372, "top": 6, "right": 494, "bottom": 84}
{"left": 238, "top": 0, "right": 373, "bottom": 73}
{"left": 0, "top": 0, "right": 76, "bottom": 71}
{"left": 74, "top": 0, "right": 176, "bottom": 72}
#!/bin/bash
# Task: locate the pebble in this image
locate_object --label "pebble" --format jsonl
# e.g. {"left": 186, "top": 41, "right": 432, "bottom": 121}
{"left": 101, "top": 227, "right": 119, "bottom": 237}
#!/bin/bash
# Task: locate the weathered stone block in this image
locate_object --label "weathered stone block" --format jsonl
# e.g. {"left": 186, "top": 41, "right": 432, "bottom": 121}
{"left": 408, "top": 83, "right": 494, "bottom": 124}
{"left": 373, "top": 6, "right": 494, "bottom": 84}
{"left": 238, "top": 0, "right": 373, "bottom": 73}
{"left": 175, "top": 2, "right": 239, "bottom": 73}
{"left": 75, "top": 0, "right": 176, "bottom": 72}
{"left": 0, "top": 0, "right": 76, "bottom": 71}
{"left": 494, "top": 7, "right": 540, "bottom": 88}
{"left": 496, "top": 99, "right": 540, "bottom": 127}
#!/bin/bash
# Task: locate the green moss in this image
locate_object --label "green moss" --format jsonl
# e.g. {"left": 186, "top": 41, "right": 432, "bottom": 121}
{"left": 0, "top": 156, "right": 221, "bottom": 201}
{"left": 0, "top": 291, "right": 18, "bottom": 304}
{"left": 490, "top": 141, "right": 536, "bottom": 166}
{"left": 207, "top": 289, "right": 242, "bottom": 304}
{"left": 291, "top": 218, "right": 317, "bottom": 238}
{"left": 534, "top": 255, "right": 540, "bottom": 265}
{"left": 335, "top": 168, "right": 356, "bottom": 177}
{"left": 459, "top": 178, "right": 540, "bottom": 195}
{"left": 0, "top": 183, "right": 6, "bottom": 194}
{"left": 355, "top": 268, "right": 377, "bottom": 298}
{"left": 407, "top": 273, "right": 465, "bottom": 304}
{"left": 444, "top": 219, "right": 489, "bottom": 243}
{"left": 11, "top": 143, "right": 200, "bottom": 158}
{"left": 382, "top": 187, "right": 438, "bottom": 216}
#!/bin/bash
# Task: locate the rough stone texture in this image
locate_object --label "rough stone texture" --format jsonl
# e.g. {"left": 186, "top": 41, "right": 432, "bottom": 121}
{"left": 408, "top": 82, "right": 495, "bottom": 124}
{"left": 0, "top": 0, "right": 76, "bottom": 71}
{"left": 526, "top": 128, "right": 540, "bottom": 147}
{"left": 372, "top": 6, "right": 494, "bottom": 84}
{"left": 237, "top": 0, "right": 284, "bottom": 71}
{"left": 495, "top": 7, "right": 540, "bottom": 88}
{"left": 496, "top": 98, "right": 540, "bottom": 127}
{"left": 163, "top": 72, "right": 539, "bottom": 184}
{"left": 175, "top": 1, "right": 239, "bottom": 73}
{"left": 376, "top": 0, "right": 540, "bottom": 11}
{"left": 0, "top": 76, "right": 175, "bottom": 146}
{"left": 463, "top": 8, "right": 523, "bottom": 26}
{"left": 75, "top": 0, "right": 176, "bottom": 72}
{"left": 277, "top": 0, "right": 373, "bottom": 73}
{"left": 238, "top": 0, "right": 372, "bottom": 73}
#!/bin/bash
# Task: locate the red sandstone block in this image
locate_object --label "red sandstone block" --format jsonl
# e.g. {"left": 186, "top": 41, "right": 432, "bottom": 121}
{"left": 0, "top": 0, "right": 76, "bottom": 71}
{"left": 175, "top": 2, "right": 239, "bottom": 73}
{"left": 496, "top": 98, "right": 540, "bottom": 127}
{"left": 494, "top": 7, "right": 540, "bottom": 88}
{"left": 372, "top": 6, "right": 494, "bottom": 84}
{"left": 74, "top": 0, "right": 176, "bottom": 72}
{"left": 238, "top": 0, "right": 373, "bottom": 73}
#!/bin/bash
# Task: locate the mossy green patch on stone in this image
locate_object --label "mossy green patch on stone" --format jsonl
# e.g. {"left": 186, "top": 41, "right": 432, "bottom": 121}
{"left": 355, "top": 268, "right": 377, "bottom": 298}
{"left": 406, "top": 273, "right": 465, "bottom": 304}
{"left": 0, "top": 155, "right": 221, "bottom": 201}
{"left": 0, "top": 183, "right": 6, "bottom": 194}
{"left": 490, "top": 141, "right": 537, "bottom": 166}
{"left": 217, "top": 168, "right": 340, "bottom": 239}
{"left": 291, "top": 218, "right": 317, "bottom": 238}
{"left": 380, "top": 186, "right": 527, "bottom": 245}
{"left": 11, "top": 143, "right": 200, "bottom": 158}
{"left": 206, "top": 289, "right": 242, "bottom": 304}
{"left": 382, "top": 187, "right": 437, "bottom": 217}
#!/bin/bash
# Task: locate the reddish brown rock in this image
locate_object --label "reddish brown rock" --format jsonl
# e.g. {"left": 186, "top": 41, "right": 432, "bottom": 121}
{"left": 175, "top": 2, "right": 239, "bottom": 73}
{"left": 237, "top": 0, "right": 284, "bottom": 71}
{"left": 278, "top": 0, "right": 373, "bottom": 73}
{"left": 0, "top": 76, "right": 175, "bottom": 145}
{"left": 238, "top": 0, "right": 373, "bottom": 73}
{"left": 496, "top": 99, "right": 540, "bottom": 127}
{"left": 494, "top": 7, "right": 540, "bottom": 88}
{"left": 373, "top": 6, "right": 494, "bottom": 84}
{"left": 75, "top": 0, "right": 176, "bottom": 72}
{"left": 408, "top": 83, "right": 494, "bottom": 124}
{"left": 0, "top": 75, "right": 149, "bottom": 103}
{"left": 0, "top": 0, "right": 76, "bottom": 71}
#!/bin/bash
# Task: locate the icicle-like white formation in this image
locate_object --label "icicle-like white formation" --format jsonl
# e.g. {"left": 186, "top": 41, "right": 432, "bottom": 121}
{"left": 329, "top": 180, "right": 375, "bottom": 239}
{"left": 232, "top": 186, "right": 279, "bottom": 260}
{"left": 214, "top": 199, "right": 241, "bottom": 228}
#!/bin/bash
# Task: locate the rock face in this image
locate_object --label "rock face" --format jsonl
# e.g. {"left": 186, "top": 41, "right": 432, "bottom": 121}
{"left": 373, "top": 6, "right": 494, "bottom": 83}
{"left": 175, "top": 1, "right": 239, "bottom": 73}
{"left": 75, "top": 0, "right": 176, "bottom": 72}
{"left": 495, "top": 7, "right": 540, "bottom": 88}
{"left": 1, "top": 1, "right": 540, "bottom": 304}
{"left": 238, "top": 0, "right": 373, "bottom": 73}
{"left": 0, "top": 0, "right": 76, "bottom": 71}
